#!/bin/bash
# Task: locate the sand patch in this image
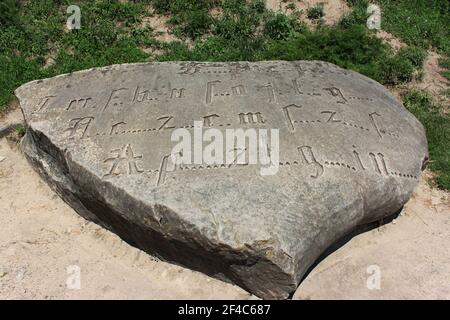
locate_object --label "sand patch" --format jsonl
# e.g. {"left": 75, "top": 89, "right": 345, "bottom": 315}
{"left": 266, "top": 0, "right": 350, "bottom": 25}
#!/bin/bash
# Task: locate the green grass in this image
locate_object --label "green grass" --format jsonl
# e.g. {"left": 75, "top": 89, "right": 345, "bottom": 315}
{"left": 378, "top": 0, "right": 450, "bottom": 76}
{"left": 0, "top": 0, "right": 449, "bottom": 190}
{"left": 15, "top": 124, "right": 26, "bottom": 138}
{"left": 0, "top": 0, "right": 427, "bottom": 111}
{"left": 0, "top": 0, "right": 153, "bottom": 110}
{"left": 403, "top": 90, "right": 450, "bottom": 190}
{"left": 439, "top": 57, "right": 450, "bottom": 81}
{"left": 378, "top": 0, "right": 449, "bottom": 55}
{"left": 306, "top": 3, "right": 324, "bottom": 20}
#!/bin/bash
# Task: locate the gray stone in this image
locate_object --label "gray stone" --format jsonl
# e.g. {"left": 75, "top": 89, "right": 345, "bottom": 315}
{"left": 15, "top": 61, "right": 428, "bottom": 299}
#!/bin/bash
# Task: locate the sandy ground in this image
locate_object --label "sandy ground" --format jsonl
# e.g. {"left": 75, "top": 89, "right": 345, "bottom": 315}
{"left": 0, "top": 136, "right": 252, "bottom": 299}
{"left": 0, "top": 107, "right": 449, "bottom": 299}
{"left": 409, "top": 51, "right": 450, "bottom": 107}
{"left": 266, "top": 0, "right": 350, "bottom": 25}
{"left": 296, "top": 174, "right": 450, "bottom": 299}
{"left": 376, "top": 30, "right": 407, "bottom": 53}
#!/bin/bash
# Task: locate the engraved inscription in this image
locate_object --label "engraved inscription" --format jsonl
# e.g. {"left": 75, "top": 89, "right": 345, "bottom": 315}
{"left": 26, "top": 62, "right": 420, "bottom": 188}
{"left": 36, "top": 95, "right": 56, "bottom": 112}
{"left": 104, "top": 144, "right": 144, "bottom": 177}
{"left": 283, "top": 104, "right": 302, "bottom": 132}
{"left": 66, "top": 116, "right": 94, "bottom": 139}
{"left": 206, "top": 80, "right": 221, "bottom": 104}
{"left": 323, "top": 87, "right": 347, "bottom": 104}
{"left": 67, "top": 97, "right": 94, "bottom": 111}
{"left": 103, "top": 88, "right": 127, "bottom": 111}
{"left": 239, "top": 112, "right": 265, "bottom": 125}
{"left": 298, "top": 146, "right": 324, "bottom": 179}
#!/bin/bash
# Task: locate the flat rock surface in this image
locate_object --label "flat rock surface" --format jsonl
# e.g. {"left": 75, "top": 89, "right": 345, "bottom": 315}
{"left": 15, "top": 61, "right": 428, "bottom": 299}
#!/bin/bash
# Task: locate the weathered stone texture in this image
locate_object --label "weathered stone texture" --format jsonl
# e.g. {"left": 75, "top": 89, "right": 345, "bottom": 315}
{"left": 15, "top": 61, "right": 428, "bottom": 299}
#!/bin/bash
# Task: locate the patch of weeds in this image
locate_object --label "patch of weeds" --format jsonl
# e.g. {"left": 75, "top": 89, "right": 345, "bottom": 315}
{"left": 262, "top": 24, "right": 418, "bottom": 85}
{"left": 439, "top": 57, "right": 450, "bottom": 81}
{"left": 158, "top": 1, "right": 421, "bottom": 86}
{"left": 397, "top": 46, "right": 427, "bottom": 68}
{"left": 339, "top": 0, "right": 370, "bottom": 29}
{"left": 0, "top": 0, "right": 20, "bottom": 27}
{"left": 379, "top": 55, "right": 415, "bottom": 85}
{"left": 378, "top": 0, "right": 450, "bottom": 55}
{"left": 0, "top": 0, "right": 153, "bottom": 112}
{"left": 5, "top": 124, "right": 26, "bottom": 145}
{"left": 158, "top": 0, "right": 268, "bottom": 61}
{"left": 306, "top": 3, "right": 324, "bottom": 20}
{"left": 152, "top": 0, "right": 219, "bottom": 39}
{"left": 403, "top": 90, "right": 450, "bottom": 190}
{"left": 285, "top": 2, "right": 297, "bottom": 12}
{"left": 15, "top": 124, "right": 26, "bottom": 137}
{"left": 263, "top": 11, "right": 305, "bottom": 40}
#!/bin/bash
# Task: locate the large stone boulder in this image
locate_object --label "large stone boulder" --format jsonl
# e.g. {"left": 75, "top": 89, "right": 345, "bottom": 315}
{"left": 15, "top": 61, "right": 428, "bottom": 299}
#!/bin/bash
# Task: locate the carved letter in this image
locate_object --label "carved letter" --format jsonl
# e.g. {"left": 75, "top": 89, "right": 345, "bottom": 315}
{"left": 103, "top": 88, "right": 127, "bottom": 111}
{"left": 282, "top": 104, "right": 302, "bottom": 132}
{"left": 239, "top": 112, "right": 265, "bottom": 125}
{"left": 157, "top": 116, "right": 175, "bottom": 130}
{"left": 104, "top": 144, "right": 144, "bottom": 177}
{"left": 203, "top": 114, "right": 219, "bottom": 127}
{"left": 66, "top": 116, "right": 94, "bottom": 139}
{"left": 369, "top": 152, "right": 389, "bottom": 175}
{"left": 36, "top": 95, "right": 56, "bottom": 112}
{"left": 369, "top": 112, "right": 383, "bottom": 138}
{"left": 110, "top": 121, "right": 126, "bottom": 135}
{"left": 323, "top": 87, "right": 347, "bottom": 104}
{"left": 321, "top": 111, "right": 341, "bottom": 123}
{"left": 298, "top": 146, "right": 324, "bottom": 179}
{"left": 206, "top": 80, "right": 221, "bottom": 104}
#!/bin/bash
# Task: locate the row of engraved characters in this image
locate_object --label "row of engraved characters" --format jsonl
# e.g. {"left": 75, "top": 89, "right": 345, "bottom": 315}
{"left": 34, "top": 81, "right": 369, "bottom": 113}
{"left": 103, "top": 143, "right": 416, "bottom": 187}
{"left": 65, "top": 107, "right": 394, "bottom": 140}
{"left": 35, "top": 85, "right": 186, "bottom": 113}
{"left": 66, "top": 112, "right": 265, "bottom": 139}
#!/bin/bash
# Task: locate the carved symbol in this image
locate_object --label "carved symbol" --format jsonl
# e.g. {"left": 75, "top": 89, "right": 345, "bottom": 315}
{"left": 110, "top": 122, "right": 126, "bottom": 135}
{"left": 203, "top": 114, "right": 219, "bottom": 127}
{"left": 179, "top": 62, "right": 202, "bottom": 75}
{"left": 239, "top": 112, "right": 265, "bottom": 125}
{"left": 206, "top": 80, "right": 221, "bottom": 104}
{"left": 321, "top": 111, "right": 341, "bottom": 123}
{"left": 264, "top": 83, "right": 276, "bottom": 103}
{"left": 133, "top": 86, "right": 159, "bottom": 102}
{"left": 35, "top": 95, "right": 56, "bottom": 112}
{"left": 292, "top": 79, "right": 303, "bottom": 95}
{"left": 157, "top": 155, "right": 170, "bottom": 186}
{"left": 66, "top": 116, "right": 94, "bottom": 139}
{"left": 103, "top": 88, "right": 127, "bottom": 111}
{"left": 157, "top": 116, "right": 175, "bottom": 130}
{"left": 323, "top": 87, "right": 347, "bottom": 104}
{"left": 369, "top": 112, "right": 383, "bottom": 138}
{"left": 170, "top": 88, "right": 185, "bottom": 99}
{"left": 157, "top": 153, "right": 180, "bottom": 186}
{"left": 369, "top": 152, "right": 389, "bottom": 175}
{"left": 66, "top": 97, "right": 93, "bottom": 111}
{"left": 231, "top": 85, "right": 246, "bottom": 96}
{"left": 282, "top": 104, "right": 302, "bottom": 131}
{"left": 104, "top": 144, "right": 144, "bottom": 177}
{"left": 352, "top": 145, "right": 365, "bottom": 171}
{"left": 228, "top": 147, "right": 248, "bottom": 168}
{"left": 229, "top": 63, "right": 250, "bottom": 79}
{"left": 298, "top": 146, "right": 324, "bottom": 179}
